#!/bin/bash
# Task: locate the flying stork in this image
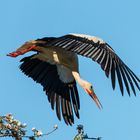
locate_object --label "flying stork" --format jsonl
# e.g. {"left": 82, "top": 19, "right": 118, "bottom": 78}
{"left": 7, "top": 33, "right": 140, "bottom": 125}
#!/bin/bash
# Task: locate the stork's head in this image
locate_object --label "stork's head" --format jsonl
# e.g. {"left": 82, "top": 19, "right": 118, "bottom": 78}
{"left": 7, "top": 40, "right": 40, "bottom": 57}
{"left": 83, "top": 82, "right": 103, "bottom": 109}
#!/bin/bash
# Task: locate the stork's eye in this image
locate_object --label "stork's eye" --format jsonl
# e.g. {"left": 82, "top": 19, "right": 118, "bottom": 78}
{"left": 90, "top": 85, "right": 93, "bottom": 89}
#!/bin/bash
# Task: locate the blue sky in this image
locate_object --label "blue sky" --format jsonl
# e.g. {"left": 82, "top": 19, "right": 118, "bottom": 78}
{"left": 1, "top": 0, "right": 140, "bottom": 140}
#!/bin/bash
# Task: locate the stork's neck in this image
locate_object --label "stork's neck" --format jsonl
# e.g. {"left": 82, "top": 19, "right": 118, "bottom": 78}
{"left": 72, "top": 71, "right": 88, "bottom": 88}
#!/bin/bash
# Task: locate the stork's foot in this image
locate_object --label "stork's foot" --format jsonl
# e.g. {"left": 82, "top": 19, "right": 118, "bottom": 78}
{"left": 7, "top": 51, "right": 23, "bottom": 57}
{"left": 7, "top": 45, "right": 36, "bottom": 57}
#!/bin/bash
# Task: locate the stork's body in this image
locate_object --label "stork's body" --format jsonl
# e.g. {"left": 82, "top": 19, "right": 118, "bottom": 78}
{"left": 34, "top": 47, "right": 79, "bottom": 71}
{"left": 7, "top": 33, "right": 140, "bottom": 125}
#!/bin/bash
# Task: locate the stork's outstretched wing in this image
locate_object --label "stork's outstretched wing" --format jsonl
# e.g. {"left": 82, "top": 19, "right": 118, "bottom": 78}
{"left": 19, "top": 55, "right": 80, "bottom": 125}
{"left": 46, "top": 33, "right": 140, "bottom": 96}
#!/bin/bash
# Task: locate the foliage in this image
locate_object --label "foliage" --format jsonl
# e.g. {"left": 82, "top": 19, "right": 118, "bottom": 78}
{"left": 0, "top": 114, "right": 58, "bottom": 140}
{"left": 74, "top": 124, "right": 101, "bottom": 140}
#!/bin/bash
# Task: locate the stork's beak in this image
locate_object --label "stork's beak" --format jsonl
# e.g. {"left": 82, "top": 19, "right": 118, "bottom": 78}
{"left": 85, "top": 88, "right": 103, "bottom": 109}
{"left": 7, "top": 41, "right": 37, "bottom": 57}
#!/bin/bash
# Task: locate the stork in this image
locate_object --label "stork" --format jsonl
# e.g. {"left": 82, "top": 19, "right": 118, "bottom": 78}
{"left": 7, "top": 33, "right": 140, "bottom": 125}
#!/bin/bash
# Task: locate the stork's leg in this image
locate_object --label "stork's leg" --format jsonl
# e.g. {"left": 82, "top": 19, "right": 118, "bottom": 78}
{"left": 7, "top": 45, "right": 36, "bottom": 57}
